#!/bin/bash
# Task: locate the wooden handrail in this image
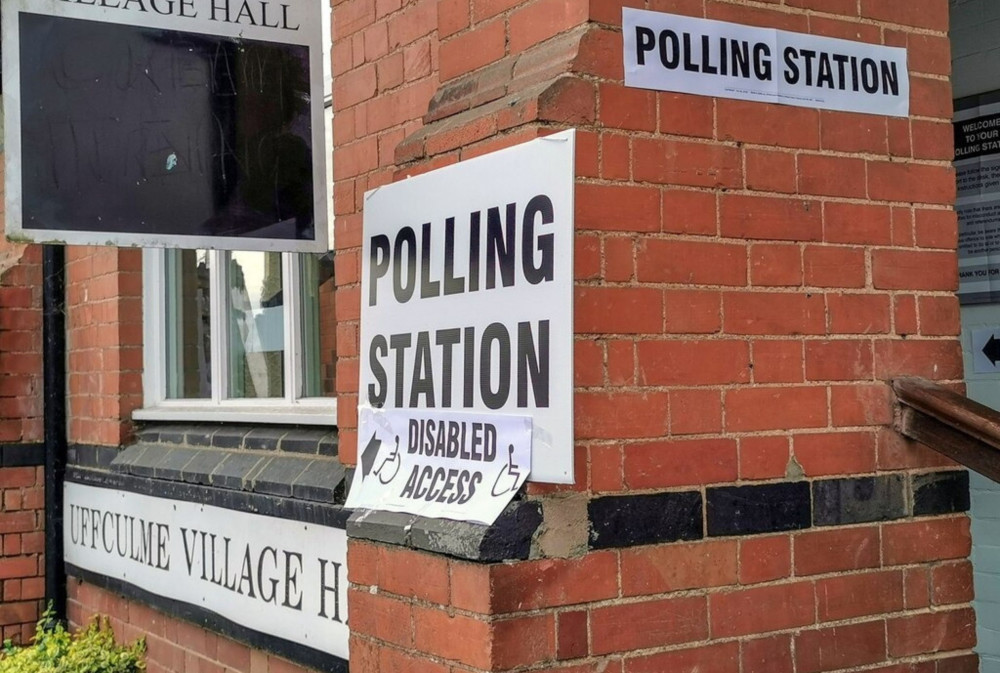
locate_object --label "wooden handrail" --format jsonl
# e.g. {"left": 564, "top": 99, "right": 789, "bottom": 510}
{"left": 893, "top": 377, "right": 1000, "bottom": 482}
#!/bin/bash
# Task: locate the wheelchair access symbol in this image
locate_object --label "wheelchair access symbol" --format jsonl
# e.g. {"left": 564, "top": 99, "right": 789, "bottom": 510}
{"left": 360, "top": 432, "right": 402, "bottom": 485}
{"left": 491, "top": 444, "right": 522, "bottom": 497}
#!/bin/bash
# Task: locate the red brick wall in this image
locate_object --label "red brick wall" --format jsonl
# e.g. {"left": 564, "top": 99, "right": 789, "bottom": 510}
{"left": 0, "top": 466, "right": 44, "bottom": 645}
{"left": 337, "top": 1, "right": 973, "bottom": 672}
{"left": 67, "top": 582, "right": 315, "bottom": 673}
{"left": 0, "top": 139, "right": 46, "bottom": 645}
{"left": 65, "top": 247, "right": 144, "bottom": 447}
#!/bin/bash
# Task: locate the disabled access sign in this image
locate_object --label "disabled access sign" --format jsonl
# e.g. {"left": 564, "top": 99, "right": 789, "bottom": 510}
{"left": 346, "top": 407, "right": 532, "bottom": 525}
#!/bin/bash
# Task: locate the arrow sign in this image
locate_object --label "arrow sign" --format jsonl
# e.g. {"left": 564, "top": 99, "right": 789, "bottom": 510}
{"left": 984, "top": 335, "right": 1000, "bottom": 366}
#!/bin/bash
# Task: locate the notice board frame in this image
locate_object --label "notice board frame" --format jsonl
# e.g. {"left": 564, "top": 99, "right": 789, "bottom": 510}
{"left": 2, "top": 0, "right": 330, "bottom": 253}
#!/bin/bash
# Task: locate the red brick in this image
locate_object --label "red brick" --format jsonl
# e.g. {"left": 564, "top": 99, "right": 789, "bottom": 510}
{"left": 877, "top": 427, "right": 956, "bottom": 471}
{"left": 861, "top": 0, "right": 948, "bottom": 30}
{"left": 574, "top": 340, "right": 603, "bottom": 387}
{"left": 873, "top": 339, "right": 963, "bottom": 380}
{"left": 658, "top": 92, "right": 715, "bottom": 138}
{"left": 450, "top": 561, "right": 492, "bottom": 614}
{"left": 576, "top": 287, "right": 662, "bottom": 334}
{"left": 492, "top": 614, "right": 556, "bottom": 669}
{"left": 804, "top": 245, "right": 866, "bottom": 288}
{"left": 575, "top": 235, "right": 600, "bottom": 280}
{"left": 621, "top": 540, "right": 737, "bottom": 596}
{"left": 904, "top": 566, "right": 932, "bottom": 610}
{"left": 599, "top": 83, "right": 656, "bottom": 131}
{"left": 932, "top": 561, "right": 974, "bottom": 606}
{"left": 575, "top": 391, "right": 669, "bottom": 439}
{"left": 637, "top": 340, "right": 750, "bottom": 385}
{"left": 577, "top": 183, "right": 660, "bottom": 232}
{"left": 739, "top": 534, "right": 791, "bottom": 585}
{"left": 412, "top": 605, "right": 490, "bottom": 668}
{"left": 872, "top": 249, "right": 957, "bottom": 291}
{"left": 742, "top": 634, "right": 793, "bottom": 673}
{"left": 627, "top": 641, "right": 740, "bottom": 673}
{"left": 591, "top": 596, "right": 708, "bottom": 655}
{"left": 805, "top": 339, "right": 873, "bottom": 382}
{"left": 721, "top": 195, "right": 822, "bottom": 242}
{"left": 827, "top": 293, "right": 890, "bottom": 334}
{"left": 662, "top": 190, "right": 717, "bottom": 236}
{"left": 919, "top": 295, "right": 960, "bottom": 336}
{"left": 349, "top": 590, "right": 413, "bottom": 649}
{"left": 710, "top": 582, "right": 815, "bottom": 637}
{"left": 739, "top": 436, "right": 790, "bottom": 481}
{"left": 600, "top": 133, "right": 631, "bottom": 180}
{"left": 665, "top": 290, "right": 721, "bottom": 334}
{"left": 886, "top": 608, "right": 977, "bottom": 657}
{"left": 624, "top": 439, "right": 738, "bottom": 489}
{"left": 794, "top": 431, "right": 876, "bottom": 476}
{"left": 670, "top": 388, "right": 722, "bottom": 435}
{"left": 752, "top": 340, "right": 803, "bottom": 383}
{"left": 745, "top": 149, "right": 797, "bottom": 194}
{"left": 914, "top": 208, "right": 957, "bottom": 249}
{"left": 799, "top": 155, "right": 867, "bottom": 198}
{"left": 377, "top": 546, "right": 450, "bottom": 604}
{"left": 508, "top": 0, "right": 588, "bottom": 53}
{"left": 820, "top": 110, "right": 887, "bottom": 153}
{"left": 439, "top": 19, "right": 505, "bottom": 80}
{"left": 725, "top": 386, "right": 827, "bottom": 432}
{"left": 724, "top": 292, "right": 825, "bottom": 335}
{"left": 795, "top": 526, "right": 880, "bottom": 576}
{"left": 796, "top": 621, "right": 888, "bottom": 673}
{"left": 894, "top": 293, "right": 919, "bottom": 334}
{"left": 749, "top": 244, "right": 802, "bottom": 287}
{"left": 824, "top": 202, "right": 892, "bottom": 245}
{"left": 607, "top": 340, "right": 634, "bottom": 386}
{"left": 868, "top": 161, "right": 955, "bottom": 204}
{"left": 590, "top": 444, "right": 624, "bottom": 493}
{"left": 883, "top": 517, "right": 971, "bottom": 566}
{"left": 437, "top": 0, "right": 469, "bottom": 38}
{"left": 718, "top": 100, "right": 819, "bottom": 148}
{"left": 817, "top": 570, "right": 904, "bottom": 622}
{"left": 604, "top": 237, "right": 634, "bottom": 282}
{"left": 556, "top": 611, "right": 588, "bottom": 660}
{"left": 636, "top": 239, "right": 747, "bottom": 286}
{"left": 633, "top": 138, "right": 741, "bottom": 188}
{"left": 491, "top": 553, "right": 618, "bottom": 612}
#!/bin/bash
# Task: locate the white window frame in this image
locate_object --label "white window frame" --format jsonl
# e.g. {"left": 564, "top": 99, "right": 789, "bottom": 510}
{"left": 135, "top": 248, "right": 337, "bottom": 426}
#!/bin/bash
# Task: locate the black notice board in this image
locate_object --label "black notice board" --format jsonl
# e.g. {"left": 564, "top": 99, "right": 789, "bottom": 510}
{"left": 16, "top": 12, "right": 318, "bottom": 245}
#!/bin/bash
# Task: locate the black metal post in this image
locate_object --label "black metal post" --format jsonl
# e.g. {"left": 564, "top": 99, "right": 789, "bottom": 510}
{"left": 42, "top": 244, "right": 67, "bottom": 620}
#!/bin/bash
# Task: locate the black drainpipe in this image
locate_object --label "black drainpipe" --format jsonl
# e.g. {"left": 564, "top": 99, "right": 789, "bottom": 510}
{"left": 42, "top": 244, "right": 67, "bottom": 621}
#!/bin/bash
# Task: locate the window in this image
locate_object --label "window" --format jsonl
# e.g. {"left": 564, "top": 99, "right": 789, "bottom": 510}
{"left": 138, "top": 248, "right": 336, "bottom": 424}
{"left": 137, "top": 0, "right": 335, "bottom": 425}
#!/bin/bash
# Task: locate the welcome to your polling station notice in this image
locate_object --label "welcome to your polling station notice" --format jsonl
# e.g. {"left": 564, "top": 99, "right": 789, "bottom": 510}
{"left": 623, "top": 8, "right": 909, "bottom": 118}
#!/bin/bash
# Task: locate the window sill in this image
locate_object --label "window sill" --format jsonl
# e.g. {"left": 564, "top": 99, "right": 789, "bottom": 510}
{"left": 133, "top": 398, "right": 337, "bottom": 426}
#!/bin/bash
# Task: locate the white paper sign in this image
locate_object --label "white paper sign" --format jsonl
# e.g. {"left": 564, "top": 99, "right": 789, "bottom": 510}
{"left": 63, "top": 482, "right": 348, "bottom": 661}
{"left": 347, "top": 408, "right": 532, "bottom": 524}
{"left": 359, "top": 130, "right": 575, "bottom": 484}
{"left": 623, "top": 8, "right": 909, "bottom": 117}
{"left": 955, "top": 93, "right": 1000, "bottom": 304}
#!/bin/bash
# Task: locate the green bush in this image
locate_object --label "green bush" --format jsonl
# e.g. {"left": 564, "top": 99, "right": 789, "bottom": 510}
{"left": 0, "top": 608, "right": 145, "bottom": 673}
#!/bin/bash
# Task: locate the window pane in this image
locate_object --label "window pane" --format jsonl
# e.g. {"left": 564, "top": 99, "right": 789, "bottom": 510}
{"left": 300, "top": 252, "right": 336, "bottom": 397}
{"left": 165, "top": 249, "right": 212, "bottom": 399}
{"left": 227, "top": 251, "right": 285, "bottom": 398}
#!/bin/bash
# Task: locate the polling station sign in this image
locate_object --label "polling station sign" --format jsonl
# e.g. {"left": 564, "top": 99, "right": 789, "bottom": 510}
{"left": 359, "top": 131, "right": 575, "bottom": 487}
{"left": 346, "top": 408, "right": 532, "bottom": 524}
{"left": 2, "top": 0, "right": 329, "bottom": 252}
{"left": 623, "top": 8, "right": 909, "bottom": 117}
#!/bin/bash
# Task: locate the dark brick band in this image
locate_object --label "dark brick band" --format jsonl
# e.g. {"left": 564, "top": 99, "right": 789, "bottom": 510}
{"left": 0, "top": 443, "right": 45, "bottom": 467}
{"left": 588, "top": 470, "right": 971, "bottom": 550}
